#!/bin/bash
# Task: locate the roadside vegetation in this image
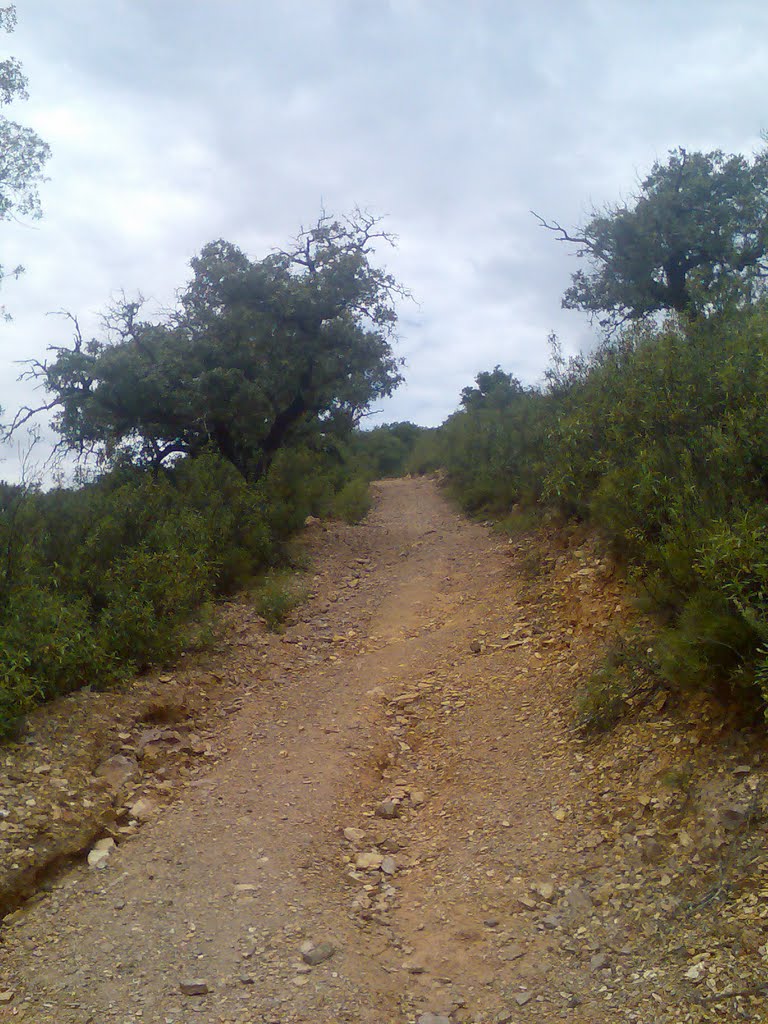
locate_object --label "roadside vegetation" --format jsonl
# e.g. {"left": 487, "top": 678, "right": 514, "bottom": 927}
{"left": 0, "top": 446, "right": 372, "bottom": 736}
{"left": 426, "top": 145, "right": 768, "bottom": 721}
{"left": 0, "top": 195, "right": 412, "bottom": 735}
{"left": 0, "top": 5, "right": 444, "bottom": 737}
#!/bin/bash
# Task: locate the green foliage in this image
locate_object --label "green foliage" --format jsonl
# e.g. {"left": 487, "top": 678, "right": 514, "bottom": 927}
{"left": 0, "top": 455, "right": 270, "bottom": 735}
{"left": 350, "top": 421, "right": 427, "bottom": 479}
{"left": 575, "top": 669, "right": 627, "bottom": 734}
{"left": 459, "top": 365, "right": 525, "bottom": 410}
{"left": 0, "top": 586, "right": 121, "bottom": 738}
{"left": 12, "top": 212, "right": 405, "bottom": 480}
{"left": 432, "top": 300, "right": 768, "bottom": 713}
{"left": 575, "top": 305, "right": 768, "bottom": 702}
{"left": 493, "top": 508, "right": 541, "bottom": 536}
{"left": 253, "top": 571, "right": 307, "bottom": 632}
{"left": 539, "top": 147, "right": 768, "bottom": 329}
{"left": 331, "top": 477, "right": 372, "bottom": 523}
{"left": 169, "top": 454, "right": 273, "bottom": 592}
{"left": 546, "top": 310, "right": 768, "bottom": 585}
{"left": 0, "top": 4, "right": 50, "bottom": 311}
{"left": 438, "top": 368, "right": 554, "bottom": 513}
{"left": 655, "top": 593, "right": 759, "bottom": 694}
{"left": 259, "top": 444, "right": 344, "bottom": 537}
{"left": 404, "top": 428, "right": 444, "bottom": 476}
{"left": 0, "top": 432, "right": 372, "bottom": 736}
{"left": 575, "top": 633, "right": 660, "bottom": 734}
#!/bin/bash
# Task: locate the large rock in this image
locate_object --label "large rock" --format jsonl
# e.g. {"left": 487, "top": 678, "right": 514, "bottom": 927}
{"left": 343, "top": 827, "right": 366, "bottom": 843}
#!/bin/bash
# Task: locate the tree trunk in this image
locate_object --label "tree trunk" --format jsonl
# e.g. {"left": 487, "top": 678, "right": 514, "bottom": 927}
{"left": 250, "top": 391, "right": 309, "bottom": 483}
{"left": 665, "top": 256, "right": 694, "bottom": 316}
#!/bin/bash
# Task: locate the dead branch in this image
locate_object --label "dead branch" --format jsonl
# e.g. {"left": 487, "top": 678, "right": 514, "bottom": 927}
{"left": 3, "top": 395, "right": 62, "bottom": 440}
{"left": 46, "top": 309, "right": 84, "bottom": 351}
{"left": 531, "top": 211, "right": 592, "bottom": 246}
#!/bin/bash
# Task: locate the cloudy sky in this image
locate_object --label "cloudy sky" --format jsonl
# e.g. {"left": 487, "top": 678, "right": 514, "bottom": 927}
{"left": 2, "top": 0, "right": 768, "bottom": 478}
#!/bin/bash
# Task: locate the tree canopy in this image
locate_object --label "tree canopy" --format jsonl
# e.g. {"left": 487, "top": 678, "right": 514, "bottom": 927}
{"left": 536, "top": 147, "right": 768, "bottom": 330}
{"left": 0, "top": 5, "right": 50, "bottom": 306}
{"left": 9, "top": 212, "right": 406, "bottom": 480}
{"left": 460, "top": 366, "right": 525, "bottom": 411}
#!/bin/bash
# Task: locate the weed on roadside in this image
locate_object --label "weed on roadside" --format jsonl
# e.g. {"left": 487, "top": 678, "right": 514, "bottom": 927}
{"left": 493, "top": 507, "right": 540, "bottom": 536}
{"left": 253, "top": 572, "right": 308, "bottom": 631}
{"left": 575, "top": 669, "right": 627, "bottom": 734}
{"left": 331, "top": 478, "right": 372, "bottom": 523}
{"left": 575, "top": 630, "right": 661, "bottom": 734}
{"left": 182, "top": 601, "right": 223, "bottom": 655}
{"left": 660, "top": 763, "right": 695, "bottom": 793}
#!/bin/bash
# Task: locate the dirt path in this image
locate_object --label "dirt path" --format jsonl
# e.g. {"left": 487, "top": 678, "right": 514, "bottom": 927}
{"left": 1, "top": 478, "right": 767, "bottom": 1023}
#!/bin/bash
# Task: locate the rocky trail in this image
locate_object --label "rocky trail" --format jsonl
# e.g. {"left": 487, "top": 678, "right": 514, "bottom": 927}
{"left": 1, "top": 477, "right": 767, "bottom": 1023}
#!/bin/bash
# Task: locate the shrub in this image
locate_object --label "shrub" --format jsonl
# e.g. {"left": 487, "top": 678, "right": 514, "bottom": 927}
{"left": 259, "top": 445, "right": 340, "bottom": 537}
{"left": 331, "top": 477, "right": 372, "bottom": 523}
{"left": 0, "top": 426, "right": 380, "bottom": 734}
{"left": 0, "top": 587, "right": 123, "bottom": 738}
{"left": 438, "top": 377, "right": 555, "bottom": 514}
{"left": 493, "top": 508, "right": 541, "bottom": 536}
{"left": 0, "top": 453, "right": 279, "bottom": 735}
{"left": 350, "top": 421, "right": 428, "bottom": 478}
{"left": 253, "top": 571, "right": 307, "bottom": 631}
{"left": 405, "top": 428, "right": 445, "bottom": 476}
{"left": 430, "top": 304, "right": 768, "bottom": 712}
{"left": 575, "top": 670, "right": 628, "bottom": 734}
{"left": 575, "top": 633, "right": 660, "bottom": 734}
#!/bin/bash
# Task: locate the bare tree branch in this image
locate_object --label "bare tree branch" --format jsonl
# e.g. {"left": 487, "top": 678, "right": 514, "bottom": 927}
{"left": 531, "top": 211, "right": 592, "bottom": 247}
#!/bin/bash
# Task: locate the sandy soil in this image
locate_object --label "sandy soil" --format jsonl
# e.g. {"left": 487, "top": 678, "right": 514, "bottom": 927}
{"left": 0, "top": 477, "right": 766, "bottom": 1023}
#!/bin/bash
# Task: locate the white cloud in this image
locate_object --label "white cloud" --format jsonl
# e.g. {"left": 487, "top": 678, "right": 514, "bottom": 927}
{"left": 1, "top": 0, "right": 768, "bottom": 475}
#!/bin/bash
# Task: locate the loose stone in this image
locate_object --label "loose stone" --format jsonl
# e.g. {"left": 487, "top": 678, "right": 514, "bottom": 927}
{"left": 301, "top": 941, "right": 336, "bottom": 966}
{"left": 500, "top": 943, "right": 525, "bottom": 961}
{"left": 356, "top": 851, "right": 384, "bottom": 871}
{"left": 375, "top": 799, "right": 400, "bottom": 819}
{"left": 381, "top": 855, "right": 397, "bottom": 875}
{"left": 87, "top": 838, "right": 116, "bottom": 870}
{"left": 179, "top": 979, "right": 209, "bottom": 996}
{"left": 128, "top": 796, "right": 157, "bottom": 822}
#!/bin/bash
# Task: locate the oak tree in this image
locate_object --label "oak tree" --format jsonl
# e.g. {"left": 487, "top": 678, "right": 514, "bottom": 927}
{"left": 10, "top": 212, "right": 406, "bottom": 480}
{"left": 536, "top": 147, "right": 768, "bottom": 330}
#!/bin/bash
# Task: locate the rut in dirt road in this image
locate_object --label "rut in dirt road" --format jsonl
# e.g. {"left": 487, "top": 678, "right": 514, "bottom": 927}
{"left": 1, "top": 478, "right": 765, "bottom": 1024}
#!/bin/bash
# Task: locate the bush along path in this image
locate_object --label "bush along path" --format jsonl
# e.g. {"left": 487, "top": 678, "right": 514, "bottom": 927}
{"left": 0, "top": 478, "right": 767, "bottom": 1023}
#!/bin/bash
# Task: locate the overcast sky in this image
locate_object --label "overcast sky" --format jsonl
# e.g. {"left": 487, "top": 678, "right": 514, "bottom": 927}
{"left": 2, "top": 0, "right": 768, "bottom": 479}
